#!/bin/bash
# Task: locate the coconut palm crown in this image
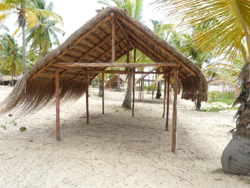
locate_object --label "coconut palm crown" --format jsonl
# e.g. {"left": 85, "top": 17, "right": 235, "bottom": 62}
{"left": 0, "top": 0, "right": 63, "bottom": 74}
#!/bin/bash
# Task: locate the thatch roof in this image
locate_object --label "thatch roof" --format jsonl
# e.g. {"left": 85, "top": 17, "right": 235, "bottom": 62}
{"left": 0, "top": 7, "right": 207, "bottom": 115}
{"left": 105, "top": 74, "right": 127, "bottom": 89}
{"left": 0, "top": 75, "right": 17, "bottom": 82}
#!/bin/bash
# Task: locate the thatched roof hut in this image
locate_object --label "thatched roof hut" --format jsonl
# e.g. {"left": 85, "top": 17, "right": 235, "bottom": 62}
{"left": 105, "top": 74, "right": 127, "bottom": 90}
{"left": 0, "top": 6, "right": 207, "bottom": 115}
{"left": 0, "top": 75, "right": 18, "bottom": 85}
{"left": 0, "top": 75, "right": 17, "bottom": 82}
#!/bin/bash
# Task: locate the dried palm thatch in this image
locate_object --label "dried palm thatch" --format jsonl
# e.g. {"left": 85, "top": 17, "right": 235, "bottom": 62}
{"left": 0, "top": 7, "right": 207, "bottom": 115}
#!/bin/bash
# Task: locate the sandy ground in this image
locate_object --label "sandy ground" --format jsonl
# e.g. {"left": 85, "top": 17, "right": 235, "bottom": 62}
{"left": 0, "top": 85, "right": 250, "bottom": 188}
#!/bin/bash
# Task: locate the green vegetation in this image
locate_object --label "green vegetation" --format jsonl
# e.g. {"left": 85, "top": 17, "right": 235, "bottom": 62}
{"left": 208, "top": 91, "right": 235, "bottom": 105}
{"left": 202, "top": 105, "right": 237, "bottom": 112}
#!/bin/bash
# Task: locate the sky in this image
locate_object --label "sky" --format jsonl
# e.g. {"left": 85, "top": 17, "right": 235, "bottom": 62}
{"left": 52, "top": 0, "right": 165, "bottom": 43}
{"left": 5, "top": 0, "right": 166, "bottom": 45}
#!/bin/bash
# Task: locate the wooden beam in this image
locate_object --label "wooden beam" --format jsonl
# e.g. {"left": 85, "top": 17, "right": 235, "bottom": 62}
{"left": 59, "top": 69, "right": 68, "bottom": 77}
{"left": 112, "top": 14, "right": 116, "bottom": 63}
{"left": 53, "top": 62, "right": 178, "bottom": 69}
{"left": 116, "top": 15, "right": 196, "bottom": 76}
{"left": 30, "top": 15, "right": 112, "bottom": 81}
{"left": 76, "top": 28, "right": 121, "bottom": 63}
{"left": 132, "top": 39, "right": 187, "bottom": 79}
{"left": 69, "top": 70, "right": 85, "bottom": 81}
{"left": 172, "top": 67, "right": 178, "bottom": 152}
{"left": 90, "top": 70, "right": 166, "bottom": 74}
{"left": 55, "top": 67, "right": 60, "bottom": 141}
{"left": 102, "top": 73, "right": 104, "bottom": 114}
{"left": 116, "top": 17, "right": 135, "bottom": 49}
{"left": 94, "top": 38, "right": 127, "bottom": 62}
{"left": 166, "top": 72, "right": 170, "bottom": 131}
{"left": 86, "top": 68, "right": 89, "bottom": 124}
{"left": 132, "top": 48, "right": 136, "bottom": 117}
{"left": 162, "top": 73, "right": 167, "bottom": 118}
{"left": 126, "top": 29, "right": 174, "bottom": 65}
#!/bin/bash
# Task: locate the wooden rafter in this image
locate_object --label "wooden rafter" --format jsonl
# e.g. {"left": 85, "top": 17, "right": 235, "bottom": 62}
{"left": 116, "top": 15, "right": 196, "bottom": 76}
{"left": 116, "top": 17, "right": 135, "bottom": 49}
{"left": 94, "top": 38, "right": 126, "bottom": 62}
{"left": 76, "top": 28, "right": 121, "bottom": 63}
{"left": 69, "top": 70, "right": 85, "bottom": 81}
{"left": 29, "top": 15, "right": 112, "bottom": 80}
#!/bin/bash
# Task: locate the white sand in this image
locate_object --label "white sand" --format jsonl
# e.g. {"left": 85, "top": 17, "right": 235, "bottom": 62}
{"left": 0, "top": 85, "right": 249, "bottom": 187}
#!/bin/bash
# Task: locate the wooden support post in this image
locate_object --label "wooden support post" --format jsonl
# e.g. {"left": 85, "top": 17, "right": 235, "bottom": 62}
{"left": 166, "top": 73, "right": 170, "bottom": 131}
{"left": 102, "top": 73, "right": 104, "bottom": 114}
{"left": 172, "top": 67, "right": 178, "bottom": 152}
{"left": 132, "top": 48, "right": 136, "bottom": 117}
{"left": 162, "top": 73, "right": 167, "bottom": 118}
{"left": 86, "top": 68, "right": 89, "bottom": 124}
{"left": 112, "top": 14, "right": 115, "bottom": 63}
{"left": 142, "top": 79, "right": 144, "bottom": 102}
{"left": 55, "top": 67, "right": 60, "bottom": 141}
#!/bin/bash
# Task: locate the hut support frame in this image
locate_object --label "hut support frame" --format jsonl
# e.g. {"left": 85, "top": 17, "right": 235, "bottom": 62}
{"left": 54, "top": 63, "right": 179, "bottom": 152}
{"left": 132, "top": 48, "right": 136, "bottom": 117}
{"left": 172, "top": 67, "right": 178, "bottom": 152}
{"left": 102, "top": 73, "right": 105, "bottom": 114}
{"left": 163, "top": 73, "right": 167, "bottom": 118}
{"left": 166, "top": 72, "right": 170, "bottom": 131}
{"left": 86, "top": 68, "right": 89, "bottom": 124}
{"left": 55, "top": 68, "right": 60, "bottom": 141}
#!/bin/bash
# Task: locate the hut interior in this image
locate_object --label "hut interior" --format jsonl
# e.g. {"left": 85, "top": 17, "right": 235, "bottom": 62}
{"left": 0, "top": 7, "right": 207, "bottom": 152}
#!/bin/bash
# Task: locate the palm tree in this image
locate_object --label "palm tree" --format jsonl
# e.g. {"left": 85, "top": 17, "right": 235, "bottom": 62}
{"left": 0, "top": 34, "right": 22, "bottom": 85}
{"left": 98, "top": 0, "right": 145, "bottom": 108}
{"left": 0, "top": 0, "right": 63, "bottom": 74}
{"left": 26, "top": 0, "right": 65, "bottom": 62}
{"left": 156, "top": 0, "right": 250, "bottom": 174}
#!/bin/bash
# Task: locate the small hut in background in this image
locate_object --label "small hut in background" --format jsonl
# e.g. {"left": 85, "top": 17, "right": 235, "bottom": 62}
{"left": 105, "top": 74, "right": 127, "bottom": 90}
{"left": 0, "top": 75, "right": 18, "bottom": 85}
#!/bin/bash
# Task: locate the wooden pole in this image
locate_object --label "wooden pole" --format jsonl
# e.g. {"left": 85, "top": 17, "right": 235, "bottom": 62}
{"left": 142, "top": 79, "right": 144, "bottom": 102}
{"left": 132, "top": 48, "right": 136, "bottom": 117}
{"left": 86, "top": 68, "right": 89, "bottom": 124}
{"left": 162, "top": 73, "right": 167, "bottom": 118}
{"left": 102, "top": 73, "right": 104, "bottom": 114}
{"left": 172, "top": 67, "right": 178, "bottom": 152}
{"left": 166, "top": 72, "right": 170, "bottom": 131}
{"left": 112, "top": 14, "right": 115, "bottom": 63}
{"left": 55, "top": 67, "right": 60, "bottom": 141}
{"left": 53, "top": 62, "right": 178, "bottom": 69}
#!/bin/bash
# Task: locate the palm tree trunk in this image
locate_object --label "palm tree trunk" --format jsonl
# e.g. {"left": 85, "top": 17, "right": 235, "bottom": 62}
{"left": 22, "top": 24, "right": 27, "bottom": 74}
{"left": 122, "top": 75, "right": 132, "bottom": 108}
{"left": 11, "top": 74, "right": 14, "bottom": 86}
{"left": 156, "top": 81, "right": 162, "bottom": 99}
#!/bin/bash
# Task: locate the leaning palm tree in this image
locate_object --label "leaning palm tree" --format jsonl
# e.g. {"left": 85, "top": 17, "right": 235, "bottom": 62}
{"left": 156, "top": 0, "right": 250, "bottom": 174}
{"left": 0, "top": 34, "right": 22, "bottom": 85}
{"left": 26, "top": 0, "right": 64, "bottom": 62}
{"left": 0, "top": 0, "right": 63, "bottom": 74}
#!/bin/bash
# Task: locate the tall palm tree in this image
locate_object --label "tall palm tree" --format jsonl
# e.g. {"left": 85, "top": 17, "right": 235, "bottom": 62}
{"left": 156, "top": 0, "right": 250, "bottom": 174}
{"left": 26, "top": 0, "right": 64, "bottom": 62}
{"left": 98, "top": 0, "right": 145, "bottom": 108}
{"left": 0, "top": 34, "right": 22, "bottom": 85}
{"left": 0, "top": 0, "right": 63, "bottom": 74}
